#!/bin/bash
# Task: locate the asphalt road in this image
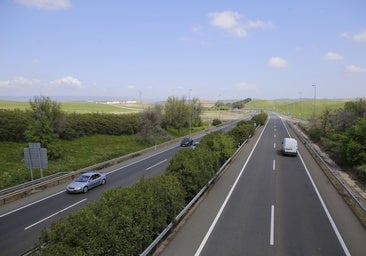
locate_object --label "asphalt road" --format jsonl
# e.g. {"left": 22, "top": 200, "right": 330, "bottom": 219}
{"left": 160, "top": 113, "right": 366, "bottom": 256}
{"left": 0, "top": 121, "right": 240, "bottom": 256}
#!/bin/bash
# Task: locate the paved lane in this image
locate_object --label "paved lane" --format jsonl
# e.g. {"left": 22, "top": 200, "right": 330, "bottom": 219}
{"left": 161, "top": 114, "right": 360, "bottom": 256}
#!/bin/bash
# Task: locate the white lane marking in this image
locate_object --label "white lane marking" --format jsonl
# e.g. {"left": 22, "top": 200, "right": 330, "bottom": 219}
{"left": 274, "top": 134, "right": 276, "bottom": 138}
{"left": 194, "top": 116, "right": 270, "bottom": 256}
{"left": 146, "top": 159, "right": 167, "bottom": 171}
{"left": 24, "top": 199, "right": 87, "bottom": 230}
{"left": 106, "top": 145, "right": 177, "bottom": 175}
{"left": 298, "top": 153, "right": 350, "bottom": 256}
{"left": 274, "top": 143, "right": 276, "bottom": 149}
{"left": 0, "top": 190, "right": 66, "bottom": 219}
{"left": 270, "top": 205, "right": 275, "bottom": 245}
{"left": 273, "top": 160, "right": 276, "bottom": 171}
{"left": 279, "top": 115, "right": 350, "bottom": 255}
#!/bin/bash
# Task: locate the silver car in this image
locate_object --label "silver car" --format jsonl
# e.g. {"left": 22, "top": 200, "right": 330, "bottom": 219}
{"left": 66, "top": 171, "right": 106, "bottom": 193}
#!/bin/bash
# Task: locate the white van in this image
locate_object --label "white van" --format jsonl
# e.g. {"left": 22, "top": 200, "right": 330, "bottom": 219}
{"left": 282, "top": 138, "right": 298, "bottom": 156}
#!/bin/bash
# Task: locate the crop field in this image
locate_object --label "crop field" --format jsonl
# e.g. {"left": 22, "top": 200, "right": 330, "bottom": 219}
{"left": 0, "top": 100, "right": 145, "bottom": 114}
{"left": 246, "top": 99, "right": 347, "bottom": 119}
{"left": 1, "top": 99, "right": 349, "bottom": 119}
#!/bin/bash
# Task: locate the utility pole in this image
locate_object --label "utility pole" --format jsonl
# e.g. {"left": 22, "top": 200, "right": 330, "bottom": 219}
{"left": 188, "top": 89, "right": 192, "bottom": 136}
{"left": 312, "top": 85, "right": 317, "bottom": 119}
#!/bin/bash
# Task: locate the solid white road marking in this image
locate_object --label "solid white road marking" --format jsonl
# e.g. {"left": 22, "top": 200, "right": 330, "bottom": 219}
{"left": 0, "top": 190, "right": 66, "bottom": 219}
{"left": 146, "top": 159, "right": 167, "bottom": 171}
{"left": 279, "top": 116, "right": 350, "bottom": 255}
{"left": 270, "top": 205, "right": 275, "bottom": 245}
{"left": 24, "top": 199, "right": 87, "bottom": 230}
{"left": 194, "top": 117, "right": 270, "bottom": 256}
{"left": 298, "top": 153, "right": 351, "bottom": 256}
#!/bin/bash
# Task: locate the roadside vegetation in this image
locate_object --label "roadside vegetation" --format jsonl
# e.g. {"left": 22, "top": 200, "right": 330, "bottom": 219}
{"left": 35, "top": 112, "right": 267, "bottom": 255}
{"left": 302, "top": 99, "right": 366, "bottom": 185}
{"left": 0, "top": 96, "right": 205, "bottom": 189}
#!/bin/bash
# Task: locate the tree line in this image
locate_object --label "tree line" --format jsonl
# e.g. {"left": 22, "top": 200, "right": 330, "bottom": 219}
{"left": 0, "top": 96, "right": 203, "bottom": 158}
{"left": 305, "top": 99, "right": 366, "bottom": 183}
{"left": 35, "top": 112, "right": 267, "bottom": 255}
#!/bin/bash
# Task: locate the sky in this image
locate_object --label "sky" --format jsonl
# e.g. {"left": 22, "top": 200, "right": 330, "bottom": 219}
{"left": 0, "top": 0, "right": 365, "bottom": 101}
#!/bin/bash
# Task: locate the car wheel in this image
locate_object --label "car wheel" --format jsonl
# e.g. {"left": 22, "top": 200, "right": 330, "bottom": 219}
{"left": 83, "top": 186, "right": 88, "bottom": 193}
{"left": 101, "top": 179, "right": 106, "bottom": 185}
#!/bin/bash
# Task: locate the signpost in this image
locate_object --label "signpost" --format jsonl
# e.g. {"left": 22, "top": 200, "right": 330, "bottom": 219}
{"left": 24, "top": 143, "right": 48, "bottom": 180}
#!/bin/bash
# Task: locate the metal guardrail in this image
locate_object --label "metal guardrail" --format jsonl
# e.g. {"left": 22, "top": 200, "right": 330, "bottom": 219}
{"left": 0, "top": 172, "right": 68, "bottom": 196}
{"left": 288, "top": 121, "right": 366, "bottom": 214}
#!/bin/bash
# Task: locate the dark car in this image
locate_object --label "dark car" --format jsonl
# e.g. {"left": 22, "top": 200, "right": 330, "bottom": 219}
{"left": 180, "top": 137, "right": 193, "bottom": 147}
{"left": 66, "top": 171, "right": 106, "bottom": 193}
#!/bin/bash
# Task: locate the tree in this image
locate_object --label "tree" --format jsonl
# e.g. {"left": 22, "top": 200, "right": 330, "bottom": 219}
{"left": 163, "top": 96, "right": 189, "bottom": 130}
{"left": 191, "top": 97, "right": 203, "bottom": 127}
{"left": 25, "top": 96, "right": 65, "bottom": 159}
{"left": 138, "top": 106, "right": 167, "bottom": 144}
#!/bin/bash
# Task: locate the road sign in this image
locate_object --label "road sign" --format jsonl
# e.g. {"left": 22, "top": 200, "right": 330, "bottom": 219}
{"left": 24, "top": 143, "right": 48, "bottom": 180}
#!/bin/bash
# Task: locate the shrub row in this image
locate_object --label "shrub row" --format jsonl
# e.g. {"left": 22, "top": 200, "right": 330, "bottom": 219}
{"left": 0, "top": 109, "right": 31, "bottom": 142}
{"left": 0, "top": 110, "right": 140, "bottom": 142}
{"left": 36, "top": 113, "right": 267, "bottom": 255}
{"left": 59, "top": 113, "right": 140, "bottom": 140}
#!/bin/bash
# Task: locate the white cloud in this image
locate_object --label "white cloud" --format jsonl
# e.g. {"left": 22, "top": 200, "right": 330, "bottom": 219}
{"left": 32, "top": 58, "right": 41, "bottom": 64}
{"left": 340, "top": 32, "right": 349, "bottom": 39}
{"left": 192, "top": 25, "right": 203, "bottom": 34}
{"left": 324, "top": 52, "right": 343, "bottom": 61}
{"left": 0, "top": 80, "right": 10, "bottom": 87}
{"left": 209, "top": 11, "right": 240, "bottom": 29}
{"left": 346, "top": 65, "right": 366, "bottom": 73}
{"left": 127, "top": 85, "right": 135, "bottom": 89}
{"left": 245, "top": 20, "right": 274, "bottom": 29}
{"left": 208, "top": 11, "right": 273, "bottom": 39}
{"left": 0, "top": 76, "right": 41, "bottom": 89}
{"left": 352, "top": 30, "right": 366, "bottom": 43}
{"left": 236, "top": 82, "right": 257, "bottom": 90}
{"left": 14, "top": 0, "right": 71, "bottom": 10}
{"left": 51, "top": 76, "right": 82, "bottom": 88}
{"left": 268, "top": 57, "right": 288, "bottom": 68}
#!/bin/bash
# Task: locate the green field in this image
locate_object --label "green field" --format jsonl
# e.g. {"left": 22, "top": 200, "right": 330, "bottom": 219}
{"left": 0, "top": 135, "right": 151, "bottom": 189}
{"left": 1, "top": 99, "right": 349, "bottom": 119}
{"left": 246, "top": 99, "right": 347, "bottom": 119}
{"left": 0, "top": 100, "right": 145, "bottom": 114}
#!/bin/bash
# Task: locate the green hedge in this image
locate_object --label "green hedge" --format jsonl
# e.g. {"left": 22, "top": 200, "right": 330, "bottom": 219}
{"left": 0, "top": 110, "right": 140, "bottom": 142}
{"left": 0, "top": 109, "right": 31, "bottom": 142}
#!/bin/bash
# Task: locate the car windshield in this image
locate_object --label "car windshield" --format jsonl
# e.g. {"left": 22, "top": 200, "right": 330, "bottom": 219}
{"left": 75, "top": 175, "right": 90, "bottom": 182}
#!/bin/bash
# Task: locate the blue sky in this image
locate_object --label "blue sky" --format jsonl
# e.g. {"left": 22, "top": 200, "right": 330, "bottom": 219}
{"left": 1, "top": 0, "right": 365, "bottom": 101}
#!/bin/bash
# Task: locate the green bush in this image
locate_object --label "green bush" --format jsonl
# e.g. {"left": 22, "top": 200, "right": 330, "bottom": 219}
{"left": 37, "top": 174, "right": 185, "bottom": 255}
{"left": 252, "top": 111, "right": 268, "bottom": 126}
{"left": 0, "top": 109, "right": 31, "bottom": 142}
{"left": 212, "top": 118, "right": 222, "bottom": 126}
{"left": 228, "top": 120, "right": 255, "bottom": 146}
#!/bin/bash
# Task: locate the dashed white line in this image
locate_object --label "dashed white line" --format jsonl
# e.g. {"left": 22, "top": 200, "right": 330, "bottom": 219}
{"left": 273, "top": 160, "right": 276, "bottom": 171}
{"left": 194, "top": 117, "right": 270, "bottom": 256}
{"left": 24, "top": 199, "right": 87, "bottom": 230}
{"left": 146, "top": 159, "right": 167, "bottom": 171}
{"left": 270, "top": 205, "right": 275, "bottom": 245}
